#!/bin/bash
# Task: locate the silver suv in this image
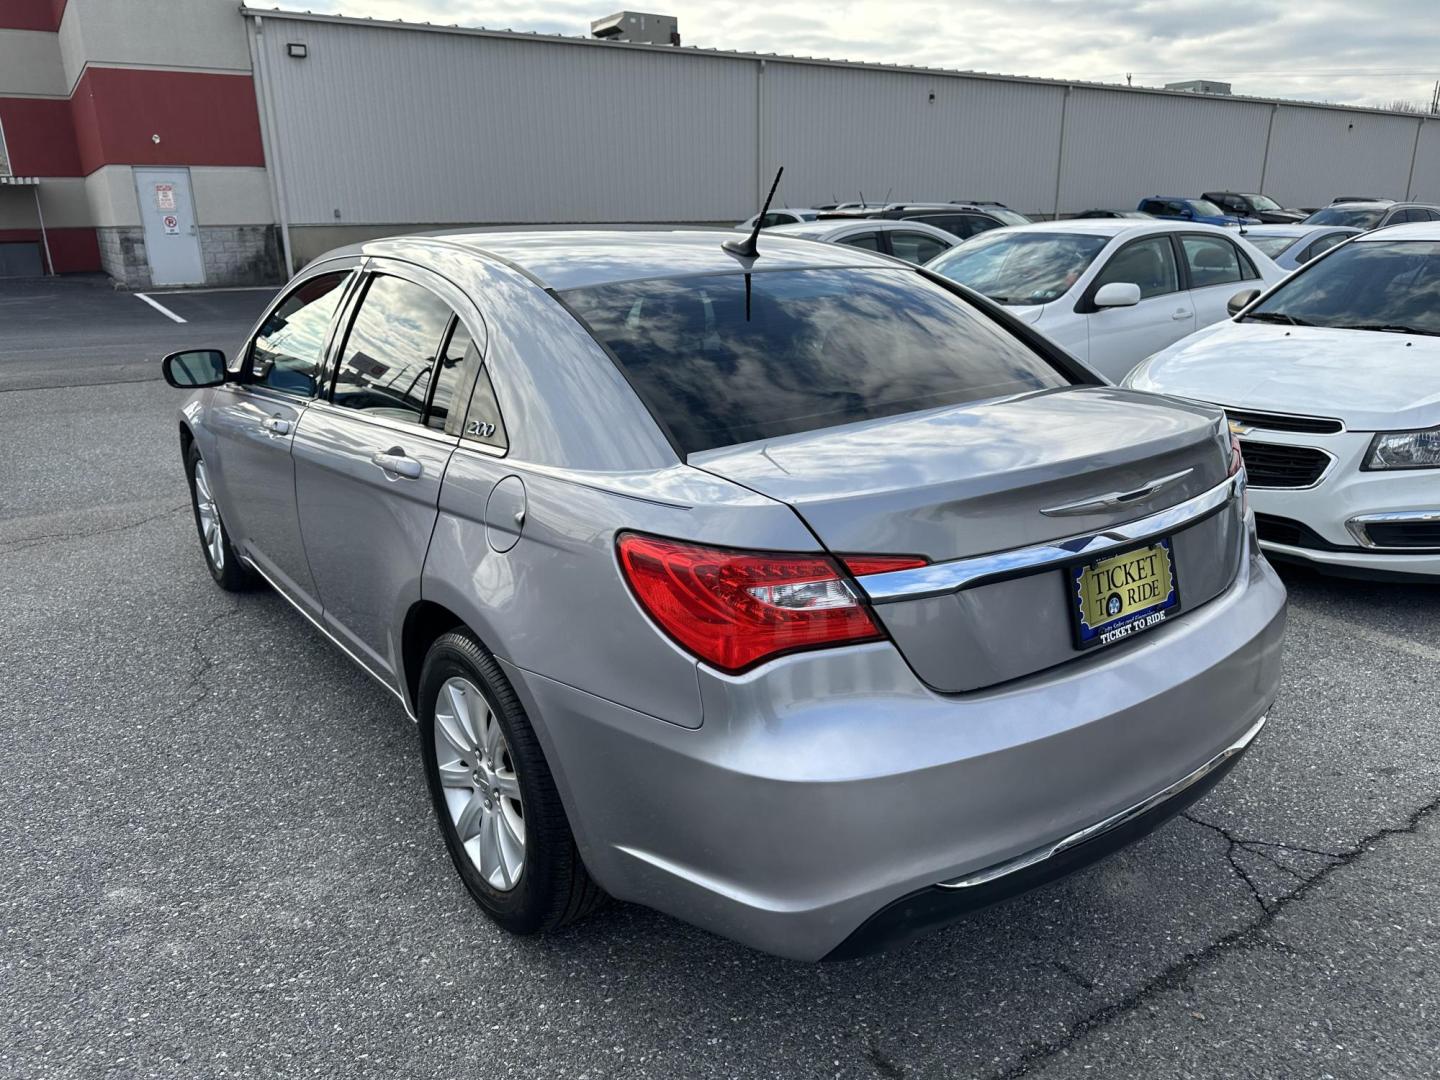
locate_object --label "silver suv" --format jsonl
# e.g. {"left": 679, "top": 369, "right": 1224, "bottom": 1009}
{"left": 163, "top": 229, "right": 1286, "bottom": 960}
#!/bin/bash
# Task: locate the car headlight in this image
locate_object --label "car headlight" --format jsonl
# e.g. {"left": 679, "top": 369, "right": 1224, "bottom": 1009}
{"left": 1363, "top": 426, "right": 1440, "bottom": 470}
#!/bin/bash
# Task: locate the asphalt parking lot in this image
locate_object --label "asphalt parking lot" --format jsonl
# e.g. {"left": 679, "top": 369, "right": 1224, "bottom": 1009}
{"left": 3, "top": 279, "right": 1439, "bottom": 1079}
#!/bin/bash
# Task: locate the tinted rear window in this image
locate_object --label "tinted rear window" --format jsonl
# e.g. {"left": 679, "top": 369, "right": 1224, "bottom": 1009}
{"left": 562, "top": 268, "right": 1070, "bottom": 455}
{"left": 1305, "top": 206, "right": 1385, "bottom": 228}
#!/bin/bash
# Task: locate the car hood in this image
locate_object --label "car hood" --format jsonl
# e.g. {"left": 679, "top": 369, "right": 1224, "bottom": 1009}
{"left": 1127, "top": 320, "right": 1440, "bottom": 430}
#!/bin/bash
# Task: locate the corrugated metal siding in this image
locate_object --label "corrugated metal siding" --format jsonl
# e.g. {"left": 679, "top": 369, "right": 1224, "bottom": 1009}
{"left": 1405, "top": 120, "right": 1440, "bottom": 202}
{"left": 1059, "top": 89, "right": 1271, "bottom": 211}
{"left": 254, "top": 17, "right": 758, "bottom": 225}
{"left": 1264, "top": 108, "right": 1420, "bottom": 207}
{"left": 250, "top": 14, "right": 1440, "bottom": 228}
{"left": 760, "top": 64, "right": 1064, "bottom": 211}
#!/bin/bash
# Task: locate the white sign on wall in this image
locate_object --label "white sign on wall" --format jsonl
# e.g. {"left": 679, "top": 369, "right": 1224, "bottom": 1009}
{"left": 155, "top": 183, "right": 176, "bottom": 210}
{"left": 162, "top": 214, "right": 180, "bottom": 235}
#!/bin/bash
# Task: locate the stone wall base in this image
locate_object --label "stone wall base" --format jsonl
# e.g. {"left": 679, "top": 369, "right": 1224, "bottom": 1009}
{"left": 96, "top": 225, "right": 284, "bottom": 289}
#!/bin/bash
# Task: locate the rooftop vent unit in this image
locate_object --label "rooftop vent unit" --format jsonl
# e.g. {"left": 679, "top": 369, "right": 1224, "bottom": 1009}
{"left": 1164, "top": 79, "right": 1233, "bottom": 96}
{"left": 590, "top": 11, "right": 680, "bottom": 46}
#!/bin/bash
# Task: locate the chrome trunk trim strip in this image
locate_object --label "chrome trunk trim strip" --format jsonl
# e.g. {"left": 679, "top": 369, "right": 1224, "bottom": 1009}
{"left": 859, "top": 473, "right": 1243, "bottom": 604}
{"left": 938, "top": 712, "right": 1268, "bottom": 890}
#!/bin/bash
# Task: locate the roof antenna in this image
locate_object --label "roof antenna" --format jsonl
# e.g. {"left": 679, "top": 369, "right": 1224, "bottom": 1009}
{"left": 882, "top": 186, "right": 892, "bottom": 207}
{"left": 723, "top": 166, "right": 784, "bottom": 260}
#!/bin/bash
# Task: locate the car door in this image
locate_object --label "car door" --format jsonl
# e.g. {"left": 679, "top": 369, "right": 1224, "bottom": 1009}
{"left": 1178, "top": 233, "right": 1261, "bottom": 327}
{"left": 290, "top": 262, "right": 482, "bottom": 685}
{"left": 1077, "top": 234, "right": 1193, "bottom": 380}
{"left": 206, "top": 264, "right": 356, "bottom": 608}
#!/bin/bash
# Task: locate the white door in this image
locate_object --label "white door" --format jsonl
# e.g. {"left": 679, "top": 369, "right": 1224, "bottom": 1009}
{"left": 1177, "top": 233, "right": 1254, "bottom": 330}
{"left": 134, "top": 167, "right": 204, "bottom": 287}
{"left": 1083, "top": 235, "right": 1195, "bottom": 381}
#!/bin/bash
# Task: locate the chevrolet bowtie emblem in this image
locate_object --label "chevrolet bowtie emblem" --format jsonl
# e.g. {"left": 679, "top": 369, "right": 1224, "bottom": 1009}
{"left": 1228, "top": 419, "right": 1254, "bottom": 437}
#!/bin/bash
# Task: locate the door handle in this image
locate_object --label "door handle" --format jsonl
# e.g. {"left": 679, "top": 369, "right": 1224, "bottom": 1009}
{"left": 371, "top": 449, "right": 423, "bottom": 480}
{"left": 1171, "top": 309, "right": 1191, "bottom": 320}
{"left": 261, "top": 415, "right": 291, "bottom": 436}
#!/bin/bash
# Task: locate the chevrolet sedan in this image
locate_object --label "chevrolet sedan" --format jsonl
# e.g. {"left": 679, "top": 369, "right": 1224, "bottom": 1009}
{"left": 162, "top": 229, "right": 1285, "bottom": 960}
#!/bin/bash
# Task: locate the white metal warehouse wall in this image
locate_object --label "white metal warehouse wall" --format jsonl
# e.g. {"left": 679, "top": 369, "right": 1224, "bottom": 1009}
{"left": 246, "top": 10, "right": 1440, "bottom": 237}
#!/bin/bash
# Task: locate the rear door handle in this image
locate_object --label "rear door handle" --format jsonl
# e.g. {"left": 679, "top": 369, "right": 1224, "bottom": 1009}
{"left": 1172, "top": 309, "right": 1191, "bottom": 320}
{"left": 370, "top": 449, "right": 423, "bottom": 480}
{"left": 261, "top": 415, "right": 291, "bottom": 436}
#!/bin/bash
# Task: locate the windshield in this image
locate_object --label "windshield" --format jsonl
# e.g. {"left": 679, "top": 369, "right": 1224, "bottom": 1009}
{"left": 562, "top": 268, "right": 1069, "bottom": 454}
{"left": 1244, "top": 239, "right": 1440, "bottom": 335}
{"left": 925, "top": 230, "right": 1109, "bottom": 306}
{"left": 1247, "top": 235, "right": 1299, "bottom": 258}
{"left": 1249, "top": 194, "right": 1282, "bottom": 211}
{"left": 988, "top": 208, "right": 1032, "bottom": 226}
{"left": 1304, "top": 206, "right": 1385, "bottom": 228}
{"left": 1190, "top": 200, "right": 1227, "bottom": 218}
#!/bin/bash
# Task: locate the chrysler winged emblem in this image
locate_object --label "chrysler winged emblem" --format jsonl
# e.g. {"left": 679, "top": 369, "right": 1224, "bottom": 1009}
{"left": 1040, "top": 468, "right": 1194, "bottom": 517}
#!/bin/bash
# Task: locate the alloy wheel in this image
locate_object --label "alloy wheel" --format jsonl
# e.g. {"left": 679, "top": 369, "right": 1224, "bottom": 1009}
{"left": 433, "top": 676, "right": 525, "bottom": 890}
{"left": 193, "top": 458, "right": 224, "bottom": 571}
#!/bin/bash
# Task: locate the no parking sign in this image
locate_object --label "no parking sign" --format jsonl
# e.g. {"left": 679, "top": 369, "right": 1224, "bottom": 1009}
{"left": 162, "top": 214, "right": 179, "bottom": 235}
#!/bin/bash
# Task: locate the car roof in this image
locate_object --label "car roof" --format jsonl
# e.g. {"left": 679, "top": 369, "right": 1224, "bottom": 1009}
{"left": 1355, "top": 221, "right": 1440, "bottom": 241}
{"left": 1324, "top": 200, "right": 1397, "bottom": 210}
{"left": 342, "top": 228, "right": 904, "bottom": 290}
{"left": 763, "top": 219, "right": 957, "bottom": 240}
{"left": 1239, "top": 223, "right": 1358, "bottom": 236}
{"left": 989, "top": 219, "right": 1242, "bottom": 239}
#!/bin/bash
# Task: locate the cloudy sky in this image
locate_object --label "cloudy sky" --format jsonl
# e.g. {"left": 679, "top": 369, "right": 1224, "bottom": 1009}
{"left": 290, "top": 0, "right": 1439, "bottom": 109}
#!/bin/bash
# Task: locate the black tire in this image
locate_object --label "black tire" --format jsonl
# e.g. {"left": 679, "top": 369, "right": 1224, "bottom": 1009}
{"left": 185, "top": 442, "right": 257, "bottom": 592}
{"left": 418, "top": 630, "right": 605, "bottom": 935}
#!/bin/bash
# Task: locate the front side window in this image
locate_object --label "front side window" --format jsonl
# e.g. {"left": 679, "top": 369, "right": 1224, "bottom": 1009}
{"left": 928, "top": 229, "right": 1108, "bottom": 305}
{"left": 249, "top": 271, "right": 350, "bottom": 396}
{"left": 1250, "top": 194, "right": 1282, "bottom": 211}
{"left": 888, "top": 231, "right": 949, "bottom": 264}
{"left": 331, "top": 275, "right": 454, "bottom": 422}
{"left": 562, "top": 268, "right": 1070, "bottom": 455}
{"left": 1182, "top": 235, "right": 1245, "bottom": 288}
{"left": 1244, "top": 239, "right": 1440, "bottom": 336}
{"left": 1094, "top": 236, "right": 1180, "bottom": 299}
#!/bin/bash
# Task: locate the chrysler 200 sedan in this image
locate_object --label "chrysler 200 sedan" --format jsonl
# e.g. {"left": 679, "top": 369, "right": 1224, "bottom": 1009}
{"left": 162, "top": 229, "right": 1286, "bottom": 961}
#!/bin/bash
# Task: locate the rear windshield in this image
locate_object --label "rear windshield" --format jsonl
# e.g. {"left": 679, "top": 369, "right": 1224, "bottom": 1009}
{"left": 926, "top": 230, "right": 1109, "bottom": 305}
{"left": 1305, "top": 206, "right": 1385, "bottom": 228}
{"left": 1246, "top": 235, "right": 1299, "bottom": 257}
{"left": 562, "top": 268, "right": 1070, "bottom": 455}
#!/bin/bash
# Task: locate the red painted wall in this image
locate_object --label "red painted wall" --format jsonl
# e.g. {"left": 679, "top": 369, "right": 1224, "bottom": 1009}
{"left": 0, "top": 226, "right": 99, "bottom": 272}
{"left": 71, "top": 68, "right": 266, "bottom": 173}
{"left": 0, "top": 97, "right": 81, "bottom": 175}
{"left": 0, "top": 0, "right": 67, "bottom": 32}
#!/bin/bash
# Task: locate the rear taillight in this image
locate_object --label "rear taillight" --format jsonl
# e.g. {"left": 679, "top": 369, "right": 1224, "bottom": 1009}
{"left": 840, "top": 555, "right": 929, "bottom": 576}
{"left": 616, "top": 533, "right": 886, "bottom": 673}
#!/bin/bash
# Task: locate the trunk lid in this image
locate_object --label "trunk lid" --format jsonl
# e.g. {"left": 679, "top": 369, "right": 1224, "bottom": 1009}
{"left": 691, "top": 386, "right": 1242, "bottom": 693}
{"left": 690, "top": 386, "right": 1231, "bottom": 563}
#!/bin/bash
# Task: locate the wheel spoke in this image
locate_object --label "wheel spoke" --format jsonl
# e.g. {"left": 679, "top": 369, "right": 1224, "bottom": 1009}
{"left": 479, "top": 806, "right": 504, "bottom": 886}
{"left": 483, "top": 710, "right": 505, "bottom": 759}
{"left": 454, "top": 791, "right": 485, "bottom": 842}
{"left": 436, "top": 761, "right": 471, "bottom": 789}
{"left": 493, "top": 771, "right": 520, "bottom": 802}
{"left": 447, "top": 681, "right": 480, "bottom": 748}
{"left": 496, "top": 803, "right": 525, "bottom": 881}
{"left": 434, "top": 711, "right": 471, "bottom": 759}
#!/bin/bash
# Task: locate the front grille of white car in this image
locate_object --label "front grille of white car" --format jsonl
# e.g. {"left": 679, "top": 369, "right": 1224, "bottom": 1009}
{"left": 1220, "top": 406, "right": 1344, "bottom": 436}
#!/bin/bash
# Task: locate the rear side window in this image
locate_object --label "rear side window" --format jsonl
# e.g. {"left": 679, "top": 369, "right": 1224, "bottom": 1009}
{"left": 1247, "top": 235, "right": 1297, "bottom": 258}
{"left": 562, "top": 268, "right": 1070, "bottom": 455}
{"left": 331, "top": 275, "right": 454, "bottom": 422}
{"left": 1301, "top": 233, "right": 1348, "bottom": 263}
{"left": 249, "top": 271, "right": 350, "bottom": 396}
{"left": 838, "top": 231, "right": 883, "bottom": 251}
{"left": 1181, "top": 235, "right": 1246, "bottom": 288}
{"left": 888, "top": 231, "right": 949, "bottom": 264}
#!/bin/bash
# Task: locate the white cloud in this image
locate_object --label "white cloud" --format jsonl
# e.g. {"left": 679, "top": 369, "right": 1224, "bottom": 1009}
{"left": 295, "top": 0, "right": 1440, "bottom": 109}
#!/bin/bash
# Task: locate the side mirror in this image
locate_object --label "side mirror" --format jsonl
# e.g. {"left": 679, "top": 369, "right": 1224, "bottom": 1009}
{"left": 1226, "top": 288, "right": 1262, "bottom": 317}
{"left": 161, "top": 349, "right": 228, "bottom": 388}
{"left": 1093, "top": 282, "right": 1142, "bottom": 309}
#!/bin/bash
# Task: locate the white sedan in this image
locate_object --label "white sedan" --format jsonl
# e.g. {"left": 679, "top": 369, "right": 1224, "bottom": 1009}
{"left": 1125, "top": 221, "right": 1440, "bottom": 579}
{"left": 763, "top": 219, "right": 959, "bottom": 264}
{"left": 925, "top": 220, "right": 1286, "bottom": 381}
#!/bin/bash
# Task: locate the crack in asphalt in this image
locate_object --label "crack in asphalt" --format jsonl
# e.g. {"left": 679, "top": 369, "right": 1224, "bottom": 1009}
{"left": 974, "top": 794, "right": 1440, "bottom": 1080}
{"left": 0, "top": 502, "right": 189, "bottom": 555}
{"left": 181, "top": 606, "right": 245, "bottom": 711}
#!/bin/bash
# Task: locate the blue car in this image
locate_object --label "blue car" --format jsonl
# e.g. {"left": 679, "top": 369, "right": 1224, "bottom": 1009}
{"left": 1137, "top": 196, "right": 1258, "bottom": 226}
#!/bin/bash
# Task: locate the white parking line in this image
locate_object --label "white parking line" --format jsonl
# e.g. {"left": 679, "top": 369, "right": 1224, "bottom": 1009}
{"left": 134, "top": 292, "right": 187, "bottom": 324}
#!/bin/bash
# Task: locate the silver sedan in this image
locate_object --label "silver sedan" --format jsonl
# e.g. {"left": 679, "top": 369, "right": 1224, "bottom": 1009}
{"left": 162, "top": 229, "right": 1285, "bottom": 960}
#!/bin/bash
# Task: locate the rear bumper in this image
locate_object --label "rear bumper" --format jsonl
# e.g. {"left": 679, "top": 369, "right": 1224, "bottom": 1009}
{"left": 823, "top": 713, "right": 1265, "bottom": 960}
{"left": 504, "top": 542, "right": 1287, "bottom": 961}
